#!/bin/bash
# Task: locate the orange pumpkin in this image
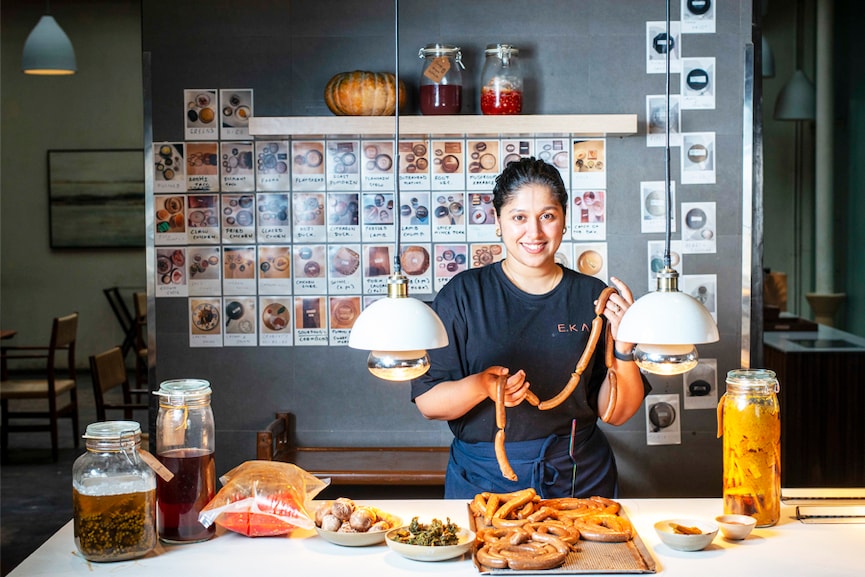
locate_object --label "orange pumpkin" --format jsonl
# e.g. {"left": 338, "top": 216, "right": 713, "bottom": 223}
{"left": 324, "top": 71, "right": 407, "bottom": 116}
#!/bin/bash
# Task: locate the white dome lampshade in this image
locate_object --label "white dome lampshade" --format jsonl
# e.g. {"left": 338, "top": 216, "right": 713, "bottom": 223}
{"left": 617, "top": 269, "right": 720, "bottom": 375}
{"left": 348, "top": 275, "right": 448, "bottom": 381}
{"left": 21, "top": 15, "right": 77, "bottom": 75}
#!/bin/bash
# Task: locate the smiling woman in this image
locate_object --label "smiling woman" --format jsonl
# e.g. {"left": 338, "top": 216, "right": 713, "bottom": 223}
{"left": 411, "top": 157, "right": 651, "bottom": 500}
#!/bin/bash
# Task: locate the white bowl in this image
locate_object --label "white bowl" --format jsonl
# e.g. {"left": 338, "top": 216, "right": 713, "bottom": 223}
{"left": 315, "top": 525, "right": 393, "bottom": 547}
{"left": 654, "top": 518, "right": 718, "bottom": 551}
{"left": 385, "top": 526, "right": 475, "bottom": 562}
{"left": 714, "top": 514, "right": 757, "bottom": 540}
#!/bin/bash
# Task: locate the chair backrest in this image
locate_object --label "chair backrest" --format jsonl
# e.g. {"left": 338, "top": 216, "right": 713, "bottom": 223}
{"left": 256, "top": 412, "right": 295, "bottom": 461}
{"left": 48, "top": 313, "right": 78, "bottom": 385}
{"left": 89, "top": 345, "right": 141, "bottom": 421}
{"left": 133, "top": 292, "right": 147, "bottom": 349}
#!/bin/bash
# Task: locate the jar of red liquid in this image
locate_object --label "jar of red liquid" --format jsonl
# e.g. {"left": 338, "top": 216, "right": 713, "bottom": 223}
{"left": 480, "top": 44, "right": 522, "bottom": 115}
{"left": 418, "top": 43, "right": 464, "bottom": 115}
{"left": 155, "top": 379, "right": 216, "bottom": 543}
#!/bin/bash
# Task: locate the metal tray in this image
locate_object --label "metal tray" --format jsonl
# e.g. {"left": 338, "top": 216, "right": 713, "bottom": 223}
{"left": 470, "top": 507, "right": 657, "bottom": 574}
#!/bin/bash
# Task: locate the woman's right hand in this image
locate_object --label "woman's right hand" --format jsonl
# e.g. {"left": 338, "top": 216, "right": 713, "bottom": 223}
{"left": 481, "top": 367, "right": 531, "bottom": 407}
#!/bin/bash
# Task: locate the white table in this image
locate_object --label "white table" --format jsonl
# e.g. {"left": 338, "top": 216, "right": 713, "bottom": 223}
{"left": 8, "top": 499, "right": 863, "bottom": 576}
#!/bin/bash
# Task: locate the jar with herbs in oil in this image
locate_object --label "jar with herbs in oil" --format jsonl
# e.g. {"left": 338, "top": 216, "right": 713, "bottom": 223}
{"left": 72, "top": 421, "right": 157, "bottom": 562}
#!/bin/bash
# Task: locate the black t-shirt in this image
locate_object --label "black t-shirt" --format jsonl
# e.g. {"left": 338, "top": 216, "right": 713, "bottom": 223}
{"left": 412, "top": 262, "right": 610, "bottom": 444}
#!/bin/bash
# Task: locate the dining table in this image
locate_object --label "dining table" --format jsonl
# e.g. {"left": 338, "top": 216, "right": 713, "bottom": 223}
{"left": 6, "top": 498, "right": 862, "bottom": 576}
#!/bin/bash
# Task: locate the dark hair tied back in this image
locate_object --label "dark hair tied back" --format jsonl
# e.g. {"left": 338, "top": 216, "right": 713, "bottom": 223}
{"left": 492, "top": 157, "right": 568, "bottom": 217}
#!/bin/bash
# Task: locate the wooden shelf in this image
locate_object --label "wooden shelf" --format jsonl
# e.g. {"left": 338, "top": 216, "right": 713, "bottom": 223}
{"left": 249, "top": 114, "right": 637, "bottom": 138}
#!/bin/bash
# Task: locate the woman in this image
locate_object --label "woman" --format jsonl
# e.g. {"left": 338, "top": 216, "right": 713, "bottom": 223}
{"left": 412, "top": 157, "right": 650, "bottom": 499}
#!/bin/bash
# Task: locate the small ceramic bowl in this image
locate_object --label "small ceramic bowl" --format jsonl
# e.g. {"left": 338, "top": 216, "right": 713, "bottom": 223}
{"left": 654, "top": 518, "right": 718, "bottom": 551}
{"left": 714, "top": 514, "right": 757, "bottom": 540}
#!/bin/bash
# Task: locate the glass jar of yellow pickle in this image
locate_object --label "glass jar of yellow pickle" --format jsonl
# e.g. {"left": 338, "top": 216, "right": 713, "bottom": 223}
{"left": 718, "top": 368, "right": 781, "bottom": 527}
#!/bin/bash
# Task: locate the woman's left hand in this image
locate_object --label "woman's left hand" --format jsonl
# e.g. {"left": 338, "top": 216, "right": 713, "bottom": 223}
{"left": 600, "top": 276, "right": 635, "bottom": 349}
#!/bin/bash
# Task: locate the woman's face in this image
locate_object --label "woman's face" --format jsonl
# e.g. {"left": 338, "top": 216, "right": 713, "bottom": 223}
{"left": 497, "top": 183, "right": 565, "bottom": 271}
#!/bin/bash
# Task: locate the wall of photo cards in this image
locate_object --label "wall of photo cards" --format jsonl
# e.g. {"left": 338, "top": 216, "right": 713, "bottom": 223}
{"left": 143, "top": 0, "right": 758, "bottom": 497}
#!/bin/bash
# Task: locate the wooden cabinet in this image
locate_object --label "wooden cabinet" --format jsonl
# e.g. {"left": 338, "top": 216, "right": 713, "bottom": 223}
{"left": 763, "top": 327, "right": 865, "bottom": 487}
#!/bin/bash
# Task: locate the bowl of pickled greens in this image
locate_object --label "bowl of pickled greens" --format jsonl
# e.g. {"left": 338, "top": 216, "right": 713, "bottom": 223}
{"left": 385, "top": 517, "right": 474, "bottom": 562}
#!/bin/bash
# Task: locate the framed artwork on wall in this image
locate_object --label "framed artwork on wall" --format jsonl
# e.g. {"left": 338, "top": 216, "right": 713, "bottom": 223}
{"left": 48, "top": 149, "right": 145, "bottom": 248}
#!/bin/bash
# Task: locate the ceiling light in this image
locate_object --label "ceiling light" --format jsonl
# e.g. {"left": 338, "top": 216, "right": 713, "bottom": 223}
{"left": 21, "top": 15, "right": 77, "bottom": 75}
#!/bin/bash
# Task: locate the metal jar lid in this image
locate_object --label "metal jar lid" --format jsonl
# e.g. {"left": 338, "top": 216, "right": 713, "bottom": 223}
{"left": 419, "top": 43, "right": 462, "bottom": 59}
{"left": 154, "top": 378, "right": 212, "bottom": 401}
{"left": 83, "top": 420, "right": 142, "bottom": 440}
{"left": 485, "top": 43, "right": 519, "bottom": 57}
{"left": 726, "top": 368, "right": 779, "bottom": 393}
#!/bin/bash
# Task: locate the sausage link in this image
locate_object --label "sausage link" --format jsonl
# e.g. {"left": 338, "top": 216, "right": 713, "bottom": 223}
{"left": 505, "top": 548, "right": 568, "bottom": 571}
{"left": 471, "top": 493, "right": 487, "bottom": 518}
{"left": 495, "top": 374, "right": 507, "bottom": 429}
{"left": 483, "top": 494, "right": 500, "bottom": 527}
{"left": 601, "top": 369, "right": 618, "bottom": 423}
{"left": 595, "top": 286, "right": 617, "bottom": 315}
{"left": 538, "top": 373, "right": 581, "bottom": 410}
{"left": 494, "top": 488, "right": 535, "bottom": 519}
{"left": 577, "top": 315, "right": 604, "bottom": 374}
{"left": 475, "top": 545, "right": 509, "bottom": 569}
{"left": 495, "top": 429, "right": 518, "bottom": 482}
{"left": 605, "top": 321, "right": 614, "bottom": 368}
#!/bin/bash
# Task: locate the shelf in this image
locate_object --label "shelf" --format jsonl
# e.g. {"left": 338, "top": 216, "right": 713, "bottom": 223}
{"left": 248, "top": 114, "right": 637, "bottom": 139}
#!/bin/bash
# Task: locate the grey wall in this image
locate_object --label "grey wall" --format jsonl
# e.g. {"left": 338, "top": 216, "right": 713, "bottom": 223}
{"left": 141, "top": 0, "right": 752, "bottom": 498}
{"left": 0, "top": 0, "right": 145, "bottom": 365}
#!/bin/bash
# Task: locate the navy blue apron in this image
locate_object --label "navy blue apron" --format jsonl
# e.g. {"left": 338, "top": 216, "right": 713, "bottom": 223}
{"left": 444, "top": 422, "right": 618, "bottom": 499}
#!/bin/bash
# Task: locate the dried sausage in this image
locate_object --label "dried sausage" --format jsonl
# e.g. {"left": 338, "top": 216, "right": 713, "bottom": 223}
{"left": 494, "top": 429, "right": 518, "bottom": 482}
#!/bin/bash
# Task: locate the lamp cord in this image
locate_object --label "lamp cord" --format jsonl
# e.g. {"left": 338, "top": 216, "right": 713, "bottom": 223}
{"left": 392, "top": 0, "right": 403, "bottom": 276}
{"left": 663, "top": 0, "right": 672, "bottom": 270}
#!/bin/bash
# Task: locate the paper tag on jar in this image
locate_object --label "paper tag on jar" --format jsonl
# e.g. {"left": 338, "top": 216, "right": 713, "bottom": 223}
{"left": 424, "top": 56, "right": 451, "bottom": 83}
{"left": 140, "top": 449, "right": 175, "bottom": 482}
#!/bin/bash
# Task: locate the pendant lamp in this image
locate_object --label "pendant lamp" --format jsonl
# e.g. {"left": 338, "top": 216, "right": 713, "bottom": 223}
{"left": 21, "top": 13, "right": 77, "bottom": 75}
{"left": 348, "top": 0, "right": 448, "bottom": 381}
{"left": 616, "top": 0, "right": 719, "bottom": 375}
{"left": 773, "top": 0, "right": 815, "bottom": 121}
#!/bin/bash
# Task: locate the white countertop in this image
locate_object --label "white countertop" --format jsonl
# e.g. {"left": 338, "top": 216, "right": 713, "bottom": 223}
{"left": 8, "top": 499, "right": 863, "bottom": 576}
{"left": 763, "top": 323, "right": 865, "bottom": 353}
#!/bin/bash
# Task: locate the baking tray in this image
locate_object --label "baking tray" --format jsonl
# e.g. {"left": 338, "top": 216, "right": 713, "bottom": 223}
{"left": 470, "top": 507, "right": 656, "bottom": 574}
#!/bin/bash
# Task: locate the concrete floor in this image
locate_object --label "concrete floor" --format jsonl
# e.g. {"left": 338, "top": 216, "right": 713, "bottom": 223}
{"left": 0, "top": 371, "right": 148, "bottom": 576}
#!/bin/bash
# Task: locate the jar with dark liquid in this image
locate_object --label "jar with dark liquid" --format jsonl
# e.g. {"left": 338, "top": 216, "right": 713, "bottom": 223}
{"left": 155, "top": 379, "right": 216, "bottom": 543}
{"left": 718, "top": 369, "right": 781, "bottom": 527}
{"left": 72, "top": 421, "right": 156, "bottom": 562}
{"left": 418, "top": 44, "right": 464, "bottom": 115}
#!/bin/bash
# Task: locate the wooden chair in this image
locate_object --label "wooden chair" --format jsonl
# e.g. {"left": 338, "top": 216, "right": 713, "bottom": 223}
{"left": 1, "top": 312, "right": 80, "bottom": 461}
{"left": 89, "top": 346, "right": 149, "bottom": 422}
{"left": 132, "top": 291, "right": 148, "bottom": 390}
